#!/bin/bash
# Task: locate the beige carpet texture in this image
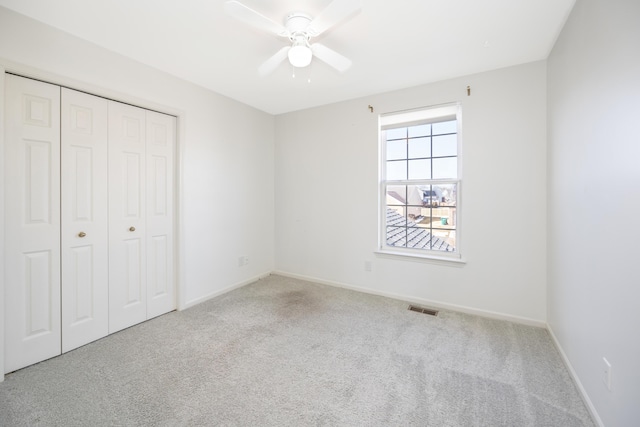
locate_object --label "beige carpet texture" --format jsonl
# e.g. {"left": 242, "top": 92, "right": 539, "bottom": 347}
{"left": 0, "top": 275, "right": 595, "bottom": 426}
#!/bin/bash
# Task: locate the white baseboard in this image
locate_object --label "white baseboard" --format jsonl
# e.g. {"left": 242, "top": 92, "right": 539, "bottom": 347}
{"left": 272, "top": 270, "right": 546, "bottom": 328}
{"left": 181, "top": 271, "right": 271, "bottom": 310}
{"left": 547, "top": 326, "right": 604, "bottom": 427}
{"left": 179, "top": 269, "right": 546, "bottom": 328}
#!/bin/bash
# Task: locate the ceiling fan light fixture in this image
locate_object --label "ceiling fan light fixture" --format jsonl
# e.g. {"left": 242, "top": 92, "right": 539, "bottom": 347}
{"left": 288, "top": 38, "right": 312, "bottom": 68}
{"left": 225, "top": 0, "right": 360, "bottom": 75}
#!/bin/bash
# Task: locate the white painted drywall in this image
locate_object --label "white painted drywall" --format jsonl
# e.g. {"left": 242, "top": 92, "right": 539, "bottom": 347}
{"left": 275, "top": 61, "right": 548, "bottom": 323}
{"left": 0, "top": 7, "right": 275, "bottom": 312}
{"left": 547, "top": 0, "right": 640, "bottom": 425}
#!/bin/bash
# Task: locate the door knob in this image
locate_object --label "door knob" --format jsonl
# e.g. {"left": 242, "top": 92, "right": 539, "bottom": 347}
{"left": 129, "top": 226, "right": 136, "bottom": 232}
{"left": 78, "top": 231, "right": 87, "bottom": 238}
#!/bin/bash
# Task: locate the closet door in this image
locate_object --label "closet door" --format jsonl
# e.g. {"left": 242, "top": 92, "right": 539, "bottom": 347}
{"left": 146, "top": 111, "right": 175, "bottom": 318}
{"left": 61, "top": 88, "right": 109, "bottom": 352}
{"left": 4, "top": 75, "right": 61, "bottom": 373}
{"left": 108, "top": 101, "right": 147, "bottom": 333}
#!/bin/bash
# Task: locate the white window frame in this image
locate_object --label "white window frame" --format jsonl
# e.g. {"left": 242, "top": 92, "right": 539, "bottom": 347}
{"left": 377, "top": 102, "right": 463, "bottom": 262}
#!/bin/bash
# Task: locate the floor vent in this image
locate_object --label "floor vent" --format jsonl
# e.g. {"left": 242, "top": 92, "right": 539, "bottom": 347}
{"left": 408, "top": 305, "right": 439, "bottom": 316}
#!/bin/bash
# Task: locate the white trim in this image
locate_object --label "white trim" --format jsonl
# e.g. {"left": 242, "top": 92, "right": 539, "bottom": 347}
{"left": 0, "top": 58, "right": 182, "bottom": 118}
{"left": 380, "top": 103, "right": 458, "bottom": 128}
{"left": 181, "top": 272, "right": 272, "bottom": 310}
{"left": 547, "top": 326, "right": 604, "bottom": 427}
{"left": 175, "top": 109, "right": 187, "bottom": 311}
{"left": 374, "top": 249, "right": 466, "bottom": 265}
{"left": 0, "top": 67, "right": 6, "bottom": 382}
{"left": 272, "top": 270, "right": 546, "bottom": 328}
{"left": 379, "top": 103, "right": 463, "bottom": 260}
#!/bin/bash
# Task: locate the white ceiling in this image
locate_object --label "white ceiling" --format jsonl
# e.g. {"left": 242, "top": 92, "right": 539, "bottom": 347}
{"left": 0, "top": 0, "right": 575, "bottom": 115}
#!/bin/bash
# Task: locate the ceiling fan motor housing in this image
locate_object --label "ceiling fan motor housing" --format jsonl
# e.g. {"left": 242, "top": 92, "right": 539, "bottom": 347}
{"left": 285, "top": 13, "right": 312, "bottom": 37}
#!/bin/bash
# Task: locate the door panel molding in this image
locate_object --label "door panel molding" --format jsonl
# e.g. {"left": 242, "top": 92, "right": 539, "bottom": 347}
{"left": 61, "top": 88, "right": 109, "bottom": 353}
{"left": 4, "top": 74, "right": 61, "bottom": 373}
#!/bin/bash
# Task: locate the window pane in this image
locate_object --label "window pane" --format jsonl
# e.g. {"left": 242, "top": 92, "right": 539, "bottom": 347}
{"left": 386, "top": 127, "right": 407, "bottom": 140}
{"left": 432, "top": 134, "right": 457, "bottom": 157}
{"left": 386, "top": 205, "right": 406, "bottom": 222}
{"left": 387, "top": 139, "right": 406, "bottom": 160}
{"left": 406, "top": 206, "right": 422, "bottom": 224}
{"left": 408, "top": 137, "right": 430, "bottom": 159}
{"left": 406, "top": 185, "right": 424, "bottom": 206}
{"left": 438, "top": 183, "right": 457, "bottom": 206}
{"left": 431, "top": 229, "right": 456, "bottom": 252}
{"left": 386, "top": 160, "right": 407, "bottom": 180}
{"left": 420, "top": 184, "right": 443, "bottom": 207}
{"left": 412, "top": 213, "right": 431, "bottom": 229}
{"left": 408, "top": 124, "right": 431, "bottom": 137}
{"left": 433, "top": 120, "right": 456, "bottom": 135}
{"left": 407, "top": 227, "right": 432, "bottom": 249}
{"left": 431, "top": 207, "right": 456, "bottom": 229}
{"left": 408, "top": 159, "right": 430, "bottom": 179}
{"left": 432, "top": 157, "right": 457, "bottom": 179}
{"left": 386, "top": 227, "right": 406, "bottom": 247}
{"left": 386, "top": 186, "right": 406, "bottom": 205}
{"left": 385, "top": 183, "right": 458, "bottom": 253}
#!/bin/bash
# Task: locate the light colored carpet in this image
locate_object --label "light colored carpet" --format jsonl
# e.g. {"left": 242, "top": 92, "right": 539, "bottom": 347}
{"left": 0, "top": 274, "right": 594, "bottom": 426}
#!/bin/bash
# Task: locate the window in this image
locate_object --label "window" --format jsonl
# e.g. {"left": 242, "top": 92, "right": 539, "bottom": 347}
{"left": 379, "top": 103, "right": 461, "bottom": 259}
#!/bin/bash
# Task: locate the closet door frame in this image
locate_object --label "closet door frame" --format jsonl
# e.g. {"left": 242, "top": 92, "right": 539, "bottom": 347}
{"left": 0, "top": 66, "right": 184, "bottom": 382}
{"left": 1, "top": 68, "right": 6, "bottom": 383}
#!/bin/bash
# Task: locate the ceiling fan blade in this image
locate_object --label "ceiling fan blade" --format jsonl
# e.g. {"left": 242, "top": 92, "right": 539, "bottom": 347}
{"left": 258, "top": 46, "right": 290, "bottom": 76}
{"left": 311, "top": 43, "right": 352, "bottom": 73}
{"left": 224, "top": 1, "right": 288, "bottom": 36}
{"left": 306, "top": 0, "right": 361, "bottom": 37}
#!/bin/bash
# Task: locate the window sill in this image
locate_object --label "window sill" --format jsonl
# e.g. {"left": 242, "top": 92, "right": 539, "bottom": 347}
{"left": 374, "top": 249, "right": 466, "bottom": 267}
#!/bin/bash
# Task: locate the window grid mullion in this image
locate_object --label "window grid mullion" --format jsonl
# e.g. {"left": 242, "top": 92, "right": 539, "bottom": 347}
{"left": 405, "top": 135, "right": 409, "bottom": 181}
{"left": 381, "top": 108, "right": 459, "bottom": 255}
{"left": 430, "top": 126, "right": 434, "bottom": 180}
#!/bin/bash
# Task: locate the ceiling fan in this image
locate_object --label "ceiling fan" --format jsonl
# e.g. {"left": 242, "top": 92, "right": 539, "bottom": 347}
{"left": 224, "top": 0, "right": 361, "bottom": 76}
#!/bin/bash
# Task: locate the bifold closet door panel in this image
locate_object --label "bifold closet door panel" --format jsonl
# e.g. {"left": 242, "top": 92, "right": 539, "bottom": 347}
{"left": 4, "top": 75, "right": 61, "bottom": 373}
{"left": 108, "top": 101, "right": 147, "bottom": 334}
{"left": 61, "top": 88, "right": 109, "bottom": 352}
{"left": 146, "top": 111, "right": 176, "bottom": 319}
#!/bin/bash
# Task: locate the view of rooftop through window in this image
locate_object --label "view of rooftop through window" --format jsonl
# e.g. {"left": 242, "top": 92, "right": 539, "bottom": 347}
{"left": 381, "top": 112, "right": 460, "bottom": 255}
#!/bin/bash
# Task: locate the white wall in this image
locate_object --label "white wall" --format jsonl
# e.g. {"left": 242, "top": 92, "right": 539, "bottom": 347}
{"left": 0, "top": 5, "right": 275, "bottom": 376}
{"left": 547, "top": 0, "right": 640, "bottom": 425}
{"left": 275, "top": 61, "right": 548, "bottom": 324}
